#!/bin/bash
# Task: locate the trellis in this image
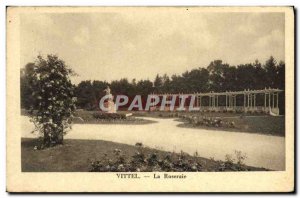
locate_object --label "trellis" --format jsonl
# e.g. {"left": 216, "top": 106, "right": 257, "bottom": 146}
{"left": 149, "top": 88, "right": 283, "bottom": 115}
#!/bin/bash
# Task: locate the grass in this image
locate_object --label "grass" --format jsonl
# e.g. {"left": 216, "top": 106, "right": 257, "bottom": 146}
{"left": 177, "top": 116, "right": 285, "bottom": 136}
{"left": 21, "top": 138, "right": 268, "bottom": 172}
{"left": 73, "top": 116, "right": 157, "bottom": 125}
{"left": 73, "top": 110, "right": 157, "bottom": 125}
{"left": 133, "top": 111, "right": 263, "bottom": 118}
{"left": 22, "top": 109, "right": 284, "bottom": 135}
{"left": 134, "top": 111, "right": 285, "bottom": 136}
{"left": 21, "top": 109, "right": 157, "bottom": 125}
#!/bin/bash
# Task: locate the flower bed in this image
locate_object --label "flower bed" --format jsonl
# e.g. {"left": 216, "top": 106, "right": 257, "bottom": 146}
{"left": 92, "top": 112, "right": 126, "bottom": 120}
{"left": 90, "top": 144, "right": 253, "bottom": 172}
{"left": 181, "top": 115, "right": 235, "bottom": 128}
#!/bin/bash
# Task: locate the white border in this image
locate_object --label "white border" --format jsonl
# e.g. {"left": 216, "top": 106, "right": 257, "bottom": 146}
{"left": 1, "top": 0, "right": 298, "bottom": 197}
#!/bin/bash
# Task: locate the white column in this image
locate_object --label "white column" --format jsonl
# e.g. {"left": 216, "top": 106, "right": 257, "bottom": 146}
{"left": 247, "top": 94, "right": 250, "bottom": 108}
{"left": 264, "top": 93, "right": 266, "bottom": 109}
{"left": 272, "top": 92, "right": 275, "bottom": 108}
{"left": 276, "top": 93, "right": 279, "bottom": 108}
{"left": 269, "top": 92, "right": 271, "bottom": 108}
{"left": 244, "top": 93, "right": 246, "bottom": 108}
{"left": 213, "top": 96, "right": 215, "bottom": 108}
{"left": 214, "top": 96, "right": 216, "bottom": 108}
{"left": 234, "top": 95, "right": 236, "bottom": 108}
{"left": 249, "top": 94, "right": 252, "bottom": 108}
{"left": 199, "top": 96, "right": 202, "bottom": 108}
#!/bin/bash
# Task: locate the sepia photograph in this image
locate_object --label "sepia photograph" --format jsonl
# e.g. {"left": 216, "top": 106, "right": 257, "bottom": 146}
{"left": 6, "top": 6, "right": 294, "bottom": 192}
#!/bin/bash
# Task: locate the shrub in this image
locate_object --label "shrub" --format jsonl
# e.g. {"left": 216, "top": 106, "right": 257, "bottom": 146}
{"left": 28, "top": 55, "right": 76, "bottom": 147}
{"left": 135, "top": 142, "right": 143, "bottom": 147}
{"left": 92, "top": 112, "right": 126, "bottom": 120}
{"left": 90, "top": 147, "right": 203, "bottom": 172}
{"left": 183, "top": 115, "right": 236, "bottom": 129}
{"left": 234, "top": 150, "right": 247, "bottom": 170}
{"left": 219, "top": 151, "right": 248, "bottom": 171}
{"left": 89, "top": 147, "right": 252, "bottom": 172}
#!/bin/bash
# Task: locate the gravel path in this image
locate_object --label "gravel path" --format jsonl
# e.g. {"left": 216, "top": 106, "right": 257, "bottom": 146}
{"left": 21, "top": 116, "right": 285, "bottom": 170}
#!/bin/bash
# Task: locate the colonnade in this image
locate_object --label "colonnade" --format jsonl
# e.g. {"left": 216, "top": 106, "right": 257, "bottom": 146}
{"left": 150, "top": 88, "right": 283, "bottom": 115}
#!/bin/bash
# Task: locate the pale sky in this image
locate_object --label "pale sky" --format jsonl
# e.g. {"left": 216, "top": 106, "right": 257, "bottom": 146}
{"left": 20, "top": 10, "right": 285, "bottom": 84}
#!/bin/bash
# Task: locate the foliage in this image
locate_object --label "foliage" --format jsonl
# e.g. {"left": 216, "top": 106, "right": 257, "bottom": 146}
{"left": 75, "top": 80, "right": 109, "bottom": 110}
{"left": 90, "top": 145, "right": 251, "bottom": 172}
{"left": 21, "top": 56, "right": 285, "bottom": 112}
{"left": 92, "top": 112, "right": 126, "bottom": 120}
{"left": 182, "top": 115, "right": 236, "bottom": 128}
{"left": 20, "top": 63, "right": 36, "bottom": 109}
{"left": 234, "top": 150, "right": 247, "bottom": 169}
{"left": 221, "top": 150, "right": 248, "bottom": 171}
{"left": 90, "top": 147, "right": 203, "bottom": 172}
{"left": 27, "top": 55, "right": 76, "bottom": 147}
{"left": 89, "top": 57, "right": 284, "bottom": 109}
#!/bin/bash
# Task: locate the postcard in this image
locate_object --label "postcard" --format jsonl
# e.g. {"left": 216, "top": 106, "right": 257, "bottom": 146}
{"left": 6, "top": 6, "right": 294, "bottom": 192}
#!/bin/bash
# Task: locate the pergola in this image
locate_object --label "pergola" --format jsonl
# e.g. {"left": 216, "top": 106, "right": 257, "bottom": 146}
{"left": 150, "top": 88, "right": 284, "bottom": 115}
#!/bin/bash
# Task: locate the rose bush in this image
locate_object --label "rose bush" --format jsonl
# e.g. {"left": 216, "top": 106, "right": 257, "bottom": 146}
{"left": 28, "top": 55, "right": 76, "bottom": 147}
{"left": 90, "top": 145, "right": 251, "bottom": 172}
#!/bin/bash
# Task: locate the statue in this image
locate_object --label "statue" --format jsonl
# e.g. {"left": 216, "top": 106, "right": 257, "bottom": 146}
{"left": 103, "top": 86, "right": 116, "bottom": 113}
{"left": 104, "top": 86, "right": 111, "bottom": 95}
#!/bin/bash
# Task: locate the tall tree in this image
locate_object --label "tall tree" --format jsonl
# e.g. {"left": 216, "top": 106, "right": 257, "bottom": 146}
{"left": 20, "top": 63, "right": 36, "bottom": 109}
{"left": 65, "top": 57, "right": 286, "bottom": 110}
{"left": 154, "top": 74, "right": 163, "bottom": 93}
{"left": 264, "top": 56, "right": 277, "bottom": 88}
{"left": 75, "top": 81, "right": 95, "bottom": 110}
{"left": 207, "top": 60, "right": 229, "bottom": 92}
{"left": 136, "top": 79, "right": 154, "bottom": 97}
{"left": 110, "top": 78, "right": 136, "bottom": 97}
{"left": 276, "top": 61, "right": 285, "bottom": 90}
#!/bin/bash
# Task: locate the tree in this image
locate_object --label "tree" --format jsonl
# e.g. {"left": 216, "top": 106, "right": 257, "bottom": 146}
{"left": 71, "top": 57, "right": 285, "bottom": 110}
{"left": 20, "top": 63, "right": 36, "bottom": 109}
{"left": 223, "top": 66, "right": 237, "bottom": 91}
{"left": 207, "top": 60, "right": 229, "bottom": 92}
{"left": 252, "top": 60, "right": 266, "bottom": 89}
{"left": 235, "top": 64, "right": 257, "bottom": 90}
{"left": 28, "top": 55, "right": 76, "bottom": 147}
{"left": 275, "top": 61, "right": 285, "bottom": 90}
{"left": 75, "top": 80, "right": 95, "bottom": 110}
{"left": 183, "top": 68, "right": 210, "bottom": 93}
{"left": 264, "top": 56, "right": 277, "bottom": 88}
{"left": 92, "top": 80, "right": 110, "bottom": 106}
{"left": 110, "top": 78, "right": 136, "bottom": 97}
{"left": 136, "top": 79, "right": 154, "bottom": 97}
{"left": 154, "top": 74, "right": 163, "bottom": 93}
{"left": 161, "top": 74, "right": 171, "bottom": 93}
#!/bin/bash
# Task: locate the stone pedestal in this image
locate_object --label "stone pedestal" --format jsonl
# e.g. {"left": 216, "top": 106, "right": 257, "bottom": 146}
{"left": 103, "top": 100, "right": 116, "bottom": 113}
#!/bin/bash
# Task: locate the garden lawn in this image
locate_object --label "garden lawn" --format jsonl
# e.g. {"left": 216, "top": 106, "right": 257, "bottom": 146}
{"left": 134, "top": 111, "right": 284, "bottom": 136}
{"left": 21, "top": 138, "right": 267, "bottom": 172}
{"left": 178, "top": 115, "right": 285, "bottom": 136}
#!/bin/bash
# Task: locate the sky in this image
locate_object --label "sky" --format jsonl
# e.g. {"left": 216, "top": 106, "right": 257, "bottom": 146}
{"left": 20, "top": 9, "right": 285, "bottom": 84}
